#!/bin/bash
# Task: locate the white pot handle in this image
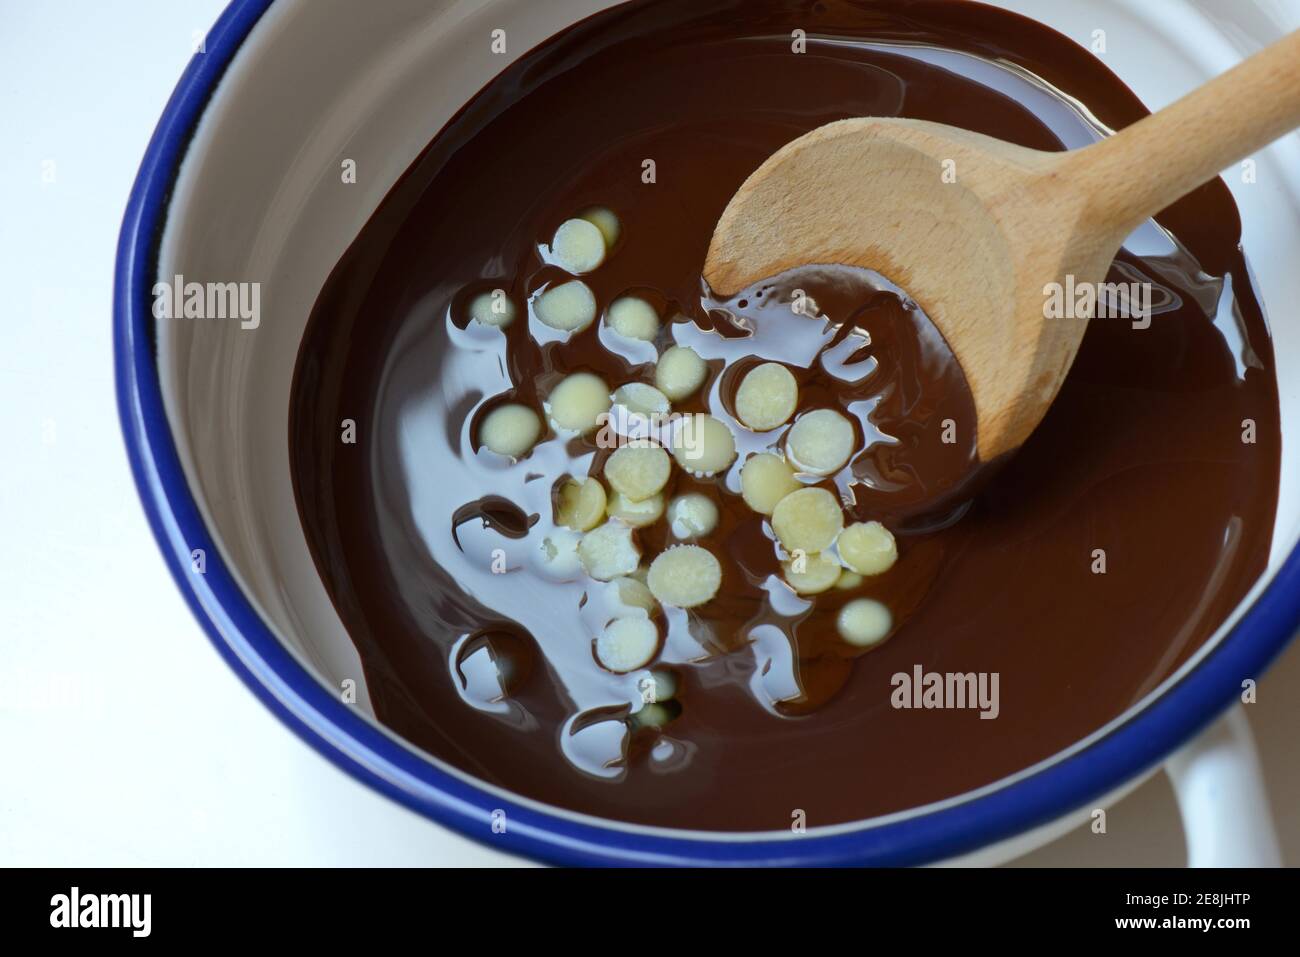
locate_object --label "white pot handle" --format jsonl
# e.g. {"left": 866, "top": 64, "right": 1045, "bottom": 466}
{"left": 1164, "top": 704, "right": 1280, "bottom": 866}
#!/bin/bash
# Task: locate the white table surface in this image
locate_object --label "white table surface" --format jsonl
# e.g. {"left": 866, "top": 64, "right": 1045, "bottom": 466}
{"left": 0, "top": 0, "right": 1295, "bottom": 867}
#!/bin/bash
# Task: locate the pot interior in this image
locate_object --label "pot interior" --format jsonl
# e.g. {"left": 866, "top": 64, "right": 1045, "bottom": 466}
{"left": 153, "top": 0, "right": 1300, "bottom": 836}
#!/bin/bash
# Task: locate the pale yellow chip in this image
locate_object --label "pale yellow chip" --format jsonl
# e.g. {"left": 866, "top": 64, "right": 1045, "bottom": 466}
{"left": 781, "top": 552, "right": 843, "bottom": 595}
{"left": 468, "top": 289, "right": 516, "bottom": 328}
{"left": 555, "top": 477, "right": 607, "bottom": 532}
{"left": 837, "top": 598, "right": 892, "bottom": 647}
{"left": 671, "top": 414, "right": 736, "bottom": 476}
{"left": 612, "top": 382, "right": 670, "bottom": 417}
{"left": 479, "top": 404, "right": 542, "bottom": 458}
{"left": 579, "top": 521, "right": 641, "bottom": 581}
{"left": 579, "top": 207, "right": 621, "bottom": 248}
{"left": 607, "top": 491, "right": 665, "bottom": 528}
{"left": 647, "top": 545, "right": 722, "bottom": 608}
{"left": 630, "top": 701, "right": 676, "bottom": 730}
{"left": 604, "top": 444, "right": 671, "bottom": 501}
{"left": 546, "top": 372, "right": 611, "bottom": 433}
{"left": 550, "top": 218, "right": 606, "bottom": 274}
{"left": 667, "top": 493, "right": 719, "bottom": 539}
{"left": 596, "top": 617, "right": 659, "bottom": 673}
{"left": 786, "top": 408, "right": 855, "bottom": 475}
{"left": 535, "top": 280, "right": 597, "bottom": 332}
{"left": 646, "top": 669, "right": 677, "bottom": 702}
{"left": 735, "top": 362, "right": 798, "bottom": 431}
{"left": 607, "top": 297, "right": 660, "bottom": 341}
{"left": 838, "top": 521, "right": 898, "bottom": 576}
{"left": 835, "top": 571, "right": 865, "bottom": 591}
{"left": 739, "top": 452, "right": 801, "bottom": 514}
{"left": 771, "top": 487, "right": 844, "bottom": 554}
{"left": 654, "top": 345, "right": 708, "bottom": 400}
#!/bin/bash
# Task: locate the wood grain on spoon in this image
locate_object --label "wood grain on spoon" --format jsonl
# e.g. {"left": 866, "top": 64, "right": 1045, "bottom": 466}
{"left": 704, "top": 30, "right": 1300, "bottom": 462}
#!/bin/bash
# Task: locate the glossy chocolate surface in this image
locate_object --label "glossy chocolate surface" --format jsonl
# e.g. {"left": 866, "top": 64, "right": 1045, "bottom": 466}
{"left": 289, "top": 0, "right": 1279, "bottom": 829}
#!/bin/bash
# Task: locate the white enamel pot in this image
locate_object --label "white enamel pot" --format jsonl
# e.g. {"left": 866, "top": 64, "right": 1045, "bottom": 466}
{"left": 115, "top": 0, "right": 1300, "bottom": 865}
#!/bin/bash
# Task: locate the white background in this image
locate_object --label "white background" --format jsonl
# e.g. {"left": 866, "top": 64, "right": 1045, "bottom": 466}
{"left": 0, "top": 0, "right": 1296, "bottom": 867}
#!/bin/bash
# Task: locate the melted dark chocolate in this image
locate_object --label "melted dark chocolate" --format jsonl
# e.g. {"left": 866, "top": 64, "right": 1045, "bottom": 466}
{"left": 288, "top": 0, "right": 1280, "bottom": 830}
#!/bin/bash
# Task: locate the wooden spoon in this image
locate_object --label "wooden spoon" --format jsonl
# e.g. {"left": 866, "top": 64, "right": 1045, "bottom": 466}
{"left": 705, "top": 31, "right": 1300, "bottom": 462}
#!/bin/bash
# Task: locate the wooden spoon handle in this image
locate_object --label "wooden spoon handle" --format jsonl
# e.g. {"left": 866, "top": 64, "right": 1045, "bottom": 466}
{"left": 1061, "top": 29, "right": 1300, "bottom": 237}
